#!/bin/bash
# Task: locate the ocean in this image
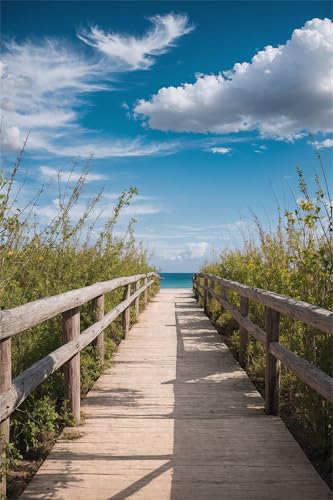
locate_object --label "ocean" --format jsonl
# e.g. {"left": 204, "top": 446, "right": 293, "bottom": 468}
{"left": 159, "top": 272, "right": 194, "bottom": 288}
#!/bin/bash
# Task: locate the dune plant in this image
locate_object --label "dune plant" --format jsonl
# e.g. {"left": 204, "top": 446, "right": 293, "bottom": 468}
{"left": 201, "top": 159, "right": 333, "bottom": 483}
{"left": 0, "top": 143, "right": 156, "bottom": 495}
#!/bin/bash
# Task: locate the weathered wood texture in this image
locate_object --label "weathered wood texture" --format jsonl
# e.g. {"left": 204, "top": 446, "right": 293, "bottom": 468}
{"left": 135, "top": 280, "right": 140, "bottom": 317}
{"left": 0, "top": 280, "right": 154, "bottom": 424}
{"left": 123, "top": 284, "right": 131, "bottom": 338}
{"left": 62, "top": 307, "right": 81, "bottom": 425}
{"left": 197, "top": 272, "right": 333, "bottom": 334}
{"left": 92, "top": 295, "right": 105, "bottom": 365}
{"left": 21, "top": 290, "right": 331, "bottom": 499}
{"left": 0, "top": 339, "right": 11, "bottom": 497}
{"left": 197, "top": 277, "right": 333, "bottom": 406}
{"left": 239, "top": 296, "right": 249, "bottom": 368}
{"left": 0, "top": 272, "right": 158, "bottom": 341}
{"left": 265, "top": 307, "right": 280, "bottom": 415}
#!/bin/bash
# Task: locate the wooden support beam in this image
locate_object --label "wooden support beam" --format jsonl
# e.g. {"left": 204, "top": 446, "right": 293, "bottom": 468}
{"left": 203, "top": 277, "right": 208, "bottom": 313}
{"left": 92, "top": 295, "right": 105, "bottom": 365}
{"left": 123, "top": 284, "right": 131, "bottom": 338}
{"left": 134, "top": 280, "right": 140, "bottom": 318}
{"left": 0, "top": 339, "right": 11, "bottom": 497}
{"left": 144, "top": 277, "right": 148, "bottom": 306}
{"left": 239, "top": 297, "right": 250, "bottom": 368}
{"left": 265, "top": 307, "right": 280, "bottom": 415}
{"left": 62, "top": 307, "right": 81, "bottom": 425}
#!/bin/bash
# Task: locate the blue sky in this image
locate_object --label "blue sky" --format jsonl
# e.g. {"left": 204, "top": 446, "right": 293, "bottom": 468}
{"left": 2, "top": 1, "right": 332, "bottom": 271}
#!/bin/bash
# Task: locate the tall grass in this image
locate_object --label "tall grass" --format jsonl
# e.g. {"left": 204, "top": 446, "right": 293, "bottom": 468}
{"left": 201, "top": 161, "right": 332, "bottom": 483}
{"left": 0, "top": 144, "right": 156, "bottom": 492}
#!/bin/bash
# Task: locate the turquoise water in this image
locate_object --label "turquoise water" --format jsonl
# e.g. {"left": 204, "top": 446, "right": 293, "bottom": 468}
{"left": 160, "top": 273, "right": 194, "bottom": 288}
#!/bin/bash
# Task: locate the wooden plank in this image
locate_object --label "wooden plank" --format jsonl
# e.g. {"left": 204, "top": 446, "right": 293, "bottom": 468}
{"left": 21, "top": 289, "right": 331, "bottom": 500}
{"left": 265, "top": 307, "right": 280, "bottom": 415}
{"left": 123, "top": 284, "right": 131, "bottom": 338}
{"left": 203, "top": 277, "right": 208, "bottom": 312}
{"left": 198, "top": 273, "right": 333, "bottom": 335}
{"left": 92, "top": 295, "right": 105, "bottom": 365}
{"left": 0, "top": 339, "right": 11, "bottom": 497}
{"left": 0, "top": 280, "right": 153, "bottom": 423}
{"left": 0, "top": 273, "right": 158, "bottom": 341}
{"left": 62, "top": 307, "right": 81, "bottom": 425}
{"left": 239, "top": 297, "right": 249, "bottom": 368}
{"left": 144, "top": 277, "right": 148, "bottom": 306}
{"left": 134, "top": 280, "right": 140, "bottom": 318}
{"left": 208, "top": 287, "right": 266, "bottom": 343}
{"left": 270, "top": 342, "right": 333, "bottom": 403}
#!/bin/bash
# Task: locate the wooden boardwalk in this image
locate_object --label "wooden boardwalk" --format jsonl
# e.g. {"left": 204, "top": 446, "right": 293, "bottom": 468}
{"left": 22, "top": 289, "right": 331, "bottom": 499}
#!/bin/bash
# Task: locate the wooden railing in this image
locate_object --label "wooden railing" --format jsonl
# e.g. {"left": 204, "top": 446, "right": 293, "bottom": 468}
{"left": 0, "top": 272, "right": 159, "bottom": 496}
{"left": 193, "top": 272, "right": 333, "bottom": 413}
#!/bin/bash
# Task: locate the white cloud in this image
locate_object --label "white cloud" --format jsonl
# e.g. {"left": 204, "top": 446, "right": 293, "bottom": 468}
{"left": 40, "top": 166, "right": 108, "bottom": 183}
{"left": 135, "top": 18, "right": 333, "bottom": 139}
{"left": 78, "top": 14, "right": 193, "bottom": 70}
{"left": 122, "top": 204, "right": 161, "bottom": 216}
{"left": 185, "top": 241, "right": 210, "bottom": 259}
{"left": 209, "top": 146, "right": 231, "bottom": 154}
{"left": 312, "top": 138, "right": 333, "bottom": 149}
{"left": 1, "top": 126, "right": 22, "bottom": 152}
{"left": 0, "top": 15, "right": 191, "bottom": 158}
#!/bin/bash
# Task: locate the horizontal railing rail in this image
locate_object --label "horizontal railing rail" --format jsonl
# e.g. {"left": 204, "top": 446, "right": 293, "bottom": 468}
{"left": 0, "top": 272, "right": 157, "bottom": 341}
{"left": 0, "top": 272, "right": 159, "bottom": 496}
{"left": 193, "top": 272, "right": 333, "bottom": 412}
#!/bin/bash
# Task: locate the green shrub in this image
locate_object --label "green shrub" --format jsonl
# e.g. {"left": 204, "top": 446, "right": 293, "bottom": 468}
{"left": 201, "top": 162, "right": 333, "bottom": 480}
{"left": 0, "top": 144, "right": 157, "bottom": 480}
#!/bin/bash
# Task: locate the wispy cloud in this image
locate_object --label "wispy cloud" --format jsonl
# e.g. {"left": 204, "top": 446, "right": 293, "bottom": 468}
{"left": 78, "top": 14, "right": 193, "bottom": 71}
{"left": 135, "top": 18, "right": 333, "bottom": 140}
{"left": 0, "top": 14, "right": 193, "bottom": 158}
{"left": 40, "top": 166, "right": 108, "bottom": 182}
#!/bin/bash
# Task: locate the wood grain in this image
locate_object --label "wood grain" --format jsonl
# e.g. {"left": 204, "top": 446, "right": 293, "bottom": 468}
{"left": 0, "top": 273, "right": 158, "bottom": 341}
{"left": 0, "top": 280, "right": 153, "bottom": 423}
{"left": 197, "top": 273, "right": 333, "bottom": 334}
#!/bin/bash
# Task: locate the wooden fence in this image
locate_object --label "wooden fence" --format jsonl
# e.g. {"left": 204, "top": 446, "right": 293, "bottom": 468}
{"left": 0, "top": 272, "right": 159, "bottom": 496}
{"left": 193, "top": 272, "right": 333, "bottom": 414}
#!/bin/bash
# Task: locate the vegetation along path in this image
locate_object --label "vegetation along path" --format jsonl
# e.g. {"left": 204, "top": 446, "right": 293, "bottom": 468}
{"left": 22, "top": 289, "right": 331, "bottom": 499}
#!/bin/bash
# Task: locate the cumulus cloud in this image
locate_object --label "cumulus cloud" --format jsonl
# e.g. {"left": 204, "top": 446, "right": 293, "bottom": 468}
{"left": 151, "top": 240, "right": 211, "bottom": 261}
{"left": 78, "top": 14, "right": 193, "bottom": 70}
{"left": 134, "top": 18, "right": 333, "bottom": 139}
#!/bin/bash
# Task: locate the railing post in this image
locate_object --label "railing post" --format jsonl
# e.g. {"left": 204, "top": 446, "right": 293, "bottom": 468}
{"left": 239, "top": 296, "right": 249, "bottom": 368}
{"left": 123, "top": 284, "right": 131, "bottom": 338}
{"left": 135, "top": 280, "right": 140, "bottom": 318}
{"left": 92, "top": 295, "right": 105, "bottom": 365}
{"left": 144, "top": 277, "right": 148, "bottom": 306}
{"left": 0, "top": 339, "right": 11, "bottom": 497}
{"left": 62, "top": 307, "right": 81, "bottom": 425}
{"left": 203, "top": 277, "right": 208, "bottom": 313}
{"left": 265, "top": 307, "right": 280, "bottom": 415}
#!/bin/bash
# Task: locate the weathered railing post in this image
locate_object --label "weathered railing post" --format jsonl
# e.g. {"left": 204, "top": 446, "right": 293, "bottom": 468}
{"left": 239, "top": 297, "right": 250, "bottom": 368}
{"left": 62, "top": 307, "right": 81, "bottom": 425}
{"left": 134, "top": 280, "right": 140, "bottom": 318}
{"left": 203, "top": 277, "right": 208, "bottom": 313}
{"left": 123, "top": 284, "right": 131, "bottom": 337}
{"left": 144, "top": 277, "right": 148, "bottom": 306}
{"left": 265, "top": 307, "right": 280, "bottom": 415}
{"left": 92, "top": 295, "right": 105, "bottom": 365}
{"left": 0, "top": 339, "right": 11, "bottom": 497}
